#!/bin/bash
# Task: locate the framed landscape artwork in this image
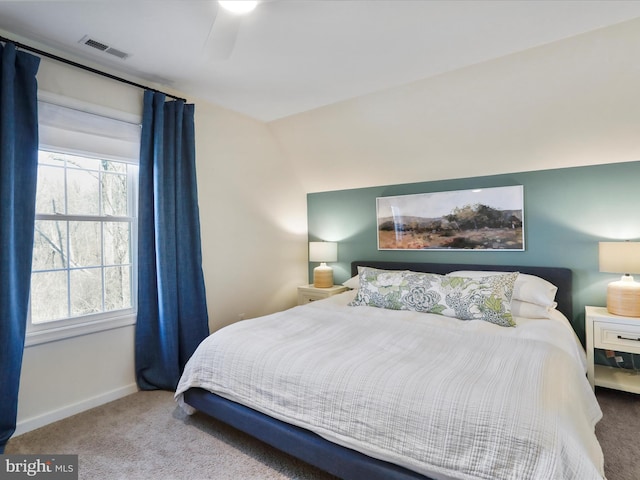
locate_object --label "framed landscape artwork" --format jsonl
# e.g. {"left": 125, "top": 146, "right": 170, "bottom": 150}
{"left": 377, "top": 185, "right": 524, "bottom": 251}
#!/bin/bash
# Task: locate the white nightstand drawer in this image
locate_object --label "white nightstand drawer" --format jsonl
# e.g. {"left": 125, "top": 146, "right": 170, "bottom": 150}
{"left": 594, "top": 321, "right": 640, "bottom": 354}
{"left": 297, "top": 284, "right": 349, "bottom": 305}
{"left": 298, "top": 291, "right": 328, "bottom": 304}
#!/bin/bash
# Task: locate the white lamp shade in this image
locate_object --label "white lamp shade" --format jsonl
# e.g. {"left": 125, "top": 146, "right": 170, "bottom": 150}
{"left": 599, "top": 242, "right": 640, "bottom": 274}
{"left": 309, "top": 242, "right": 338, "bottom": 263}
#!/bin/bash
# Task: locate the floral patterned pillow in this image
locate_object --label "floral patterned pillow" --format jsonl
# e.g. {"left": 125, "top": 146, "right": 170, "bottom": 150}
{"left": 349, "top": 267, "right": 518, "bottom": 327}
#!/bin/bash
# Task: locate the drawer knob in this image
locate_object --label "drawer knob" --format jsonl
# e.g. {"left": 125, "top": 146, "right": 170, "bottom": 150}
{"left": 617, "top": 335, "right": 640, "bottom": 342}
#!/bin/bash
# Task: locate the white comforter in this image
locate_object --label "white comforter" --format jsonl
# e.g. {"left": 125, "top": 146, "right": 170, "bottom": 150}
{"left": 175, "top": 291, "right": 604, "bottom": 480}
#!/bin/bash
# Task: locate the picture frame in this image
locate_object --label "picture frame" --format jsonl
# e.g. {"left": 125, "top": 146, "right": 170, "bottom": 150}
{"left": 376, "top": 185, "right": 524, "bottom": 251}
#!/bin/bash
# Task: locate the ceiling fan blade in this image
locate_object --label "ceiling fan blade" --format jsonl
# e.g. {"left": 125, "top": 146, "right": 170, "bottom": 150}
{"left": 204, "top": 7, "right": 241, "bottom": 61}
{"left": 204, "top": 0, "right": 280, "bottom": 61}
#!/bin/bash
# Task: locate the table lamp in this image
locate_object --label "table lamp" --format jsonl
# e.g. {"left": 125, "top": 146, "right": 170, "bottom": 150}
{"left": 599, "top": 241, "right": 640, "bottom": 317}
{"left": 309, "top": 241, "right": 338, "bottom": 288}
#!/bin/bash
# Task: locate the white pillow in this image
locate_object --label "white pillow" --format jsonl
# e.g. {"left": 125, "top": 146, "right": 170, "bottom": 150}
{"left": 511, "top": 299, "right": 556, "bottom": 319}
{"left": 343, "top": 275, "right": 360, "bottom": 289}
{"left": 447, "top": 271, "right": 558, "bottom": 308}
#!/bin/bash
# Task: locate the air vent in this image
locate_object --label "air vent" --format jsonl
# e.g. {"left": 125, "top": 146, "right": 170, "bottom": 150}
{"left": 105, "top": 47, "right": 129, "bottom": 60}
{"left": 78, "top": 35, "right": 130, "bottom": 60}
{"left": 84, "top": 38, "right": 108, "bottom": 51}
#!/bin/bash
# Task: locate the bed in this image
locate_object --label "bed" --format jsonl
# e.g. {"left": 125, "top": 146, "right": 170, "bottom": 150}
{"left": 175, "top": 261, "right": 604, "bottom": 480}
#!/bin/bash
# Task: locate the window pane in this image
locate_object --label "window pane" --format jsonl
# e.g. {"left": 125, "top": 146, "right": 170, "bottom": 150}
{"left": 67, "top": 168, "right": 99, "bottom": 215}
{"left": 102, "top": 160, "right": 126, "bottom": 174}
{"left": 105, "top": 266, "right": 132, "bottom": 310}
{"left": 69, "top": 221, "right": 101, "bottom": 267}
{"left": 102, "top": 172, "right": 128, "bottom": 216}
{"left": 70, "top": 268, "right": 103, "bottom": 316}
{"left": 104, "top": 222, "right": 130, "bottom": 265}
{"left": 38, "top": 150, "right": 65, "bottom": 167}
{"left": 36, "top": 165, "right": 65, "bottom": 214}
{"left": 32, "top": 220, "right": 68, "bottom": 270}
{"left": 31, "top": 271, "right": 68, "bottom": 323}
{"left": 66, "top": 154, "right": 100, "bottom": 171}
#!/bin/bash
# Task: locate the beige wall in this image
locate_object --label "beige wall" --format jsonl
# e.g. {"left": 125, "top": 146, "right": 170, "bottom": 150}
{"left": 269, "top": 17, "right": 640, "bottom": 193}
{"left": 192, "top": 100, "right": 308, "bottom": 332}
{"left": 15, "top": 55, "right": 307, "bottom": 435}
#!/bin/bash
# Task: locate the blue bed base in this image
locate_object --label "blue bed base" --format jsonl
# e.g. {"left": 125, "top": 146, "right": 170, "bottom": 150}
{"left": 183, "top": 388, "right": 430, "bottom": 480}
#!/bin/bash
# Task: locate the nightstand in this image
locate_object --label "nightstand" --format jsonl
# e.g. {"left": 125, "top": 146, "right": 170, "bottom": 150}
{"left": 297, "top": 284, "right": 349, "bottom": 305}
{"left": 585, "top": 306, "right": 640, "bottom": 394}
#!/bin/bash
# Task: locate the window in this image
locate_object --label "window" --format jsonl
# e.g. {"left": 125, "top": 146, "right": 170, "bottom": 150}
{"left": 31, "top": 151, "right": 135, "bottom": 322}
{"left": 27, "top": 93, "right": 141, "bottom": 345}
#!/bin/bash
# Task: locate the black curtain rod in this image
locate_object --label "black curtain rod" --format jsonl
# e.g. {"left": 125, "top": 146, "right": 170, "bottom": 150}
{"left": 0, "top": 35, "right": 187, "bottom": 102}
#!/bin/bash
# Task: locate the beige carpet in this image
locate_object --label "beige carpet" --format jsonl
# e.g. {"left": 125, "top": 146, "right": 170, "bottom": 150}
{"left": 6, "top": 391, "right": 337, "bottom": 480}
{"left": 6, "top": 387, "right": 638, "bottom": 479}
{"left": 594, "top": 387, "right": 640, "bottom": 480}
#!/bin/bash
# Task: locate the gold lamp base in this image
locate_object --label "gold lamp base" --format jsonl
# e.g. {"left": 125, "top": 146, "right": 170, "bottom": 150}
{"left": 607, "top": 276, "right": 640, "bottom": 317}
{"left": 313, "top": 263, "right": 334, "bottom": 288}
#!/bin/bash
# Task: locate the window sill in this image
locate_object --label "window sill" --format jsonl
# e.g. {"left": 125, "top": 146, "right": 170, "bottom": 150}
{"left": 25, "top": 312, "right": 136, "bottom": 347}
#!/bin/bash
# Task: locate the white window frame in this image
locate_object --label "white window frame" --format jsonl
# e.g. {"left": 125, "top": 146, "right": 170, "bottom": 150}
{"left": 26, "top": 93, "right": 141, "bottom": 347}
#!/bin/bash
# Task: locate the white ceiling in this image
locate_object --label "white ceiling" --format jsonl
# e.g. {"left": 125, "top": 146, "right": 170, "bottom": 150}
{"left": 1, "top": 1, "right": 640, "bottom": 122}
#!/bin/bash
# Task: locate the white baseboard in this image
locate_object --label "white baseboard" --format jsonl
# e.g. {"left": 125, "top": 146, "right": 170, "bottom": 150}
{"left": 13, "top": 383, "right": 139, "bottom": 437}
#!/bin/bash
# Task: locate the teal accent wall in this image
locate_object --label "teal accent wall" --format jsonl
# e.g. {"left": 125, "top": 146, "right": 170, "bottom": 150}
{"left": 307, "top": 161, "right": 640, "bottom": 342}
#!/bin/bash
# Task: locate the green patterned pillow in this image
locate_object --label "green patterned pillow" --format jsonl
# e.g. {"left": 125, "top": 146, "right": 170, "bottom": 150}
{"left": 349, "top": 267, "right": 518, "bottom": 327}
